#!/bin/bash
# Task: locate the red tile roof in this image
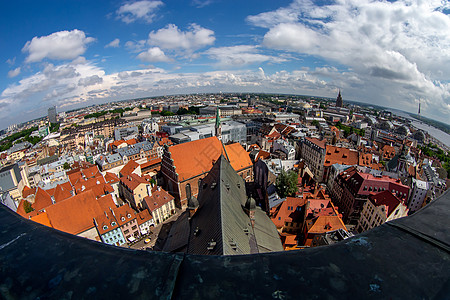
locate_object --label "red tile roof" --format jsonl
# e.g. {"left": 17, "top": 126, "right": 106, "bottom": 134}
{"left": 140, "top": 157, "right": 162, "bottom": 170}
{"left": 124, "top": 138, "right": 138, "bottom": 145}
{"left": 305, "top": 137, "right": 326, "bottom": 149}
{"left": 168, "top": 137, "right": 252, "bottom": 181}
{"left": 120, "top": 173, "right": 149, "bottom": 191}
{"left": 113, "top": 204, "right": 136, "bottom": 226}
{"left": 44, "top": 190, "right": 103, "bottom": 235}
{"left": 369, "top": 190, "right": 403, "bottom": 218}
{"left": 53, "top": 182, "right": 73, "bottom": 203}
{"left": 73, "top": 175, "right": 106, "bottom": 194}
{"left": 271, "top": 197, "right": 306, "bottom": 228}
{"left": 97, "top": 194, "right": 116, "bottom": 211}
{"left": 136, "top": 209, "right": 153, "bottom": 226}
{"left": 144, "top": 188, "right": 174, "bottom": 212}
{"left": 33, "top": 188, "right": 53, "bottom": 211}
{"left": 306, "top": 216, "right": 347, "bottom": 235}
{"left": 104, "top": 172, "right": 119, "bottom": 184}
{"left": 256, "top": 150, "right": 270, "bottom": 161}
{"left": 120, "top": 160, "right": 140, "bottom": 177}
{"left": 30, "top": 212, "right": 53, "bottom": 228}
{"left": 81, "top": 165, "right": 100, "bottom": 178}
{"left": 382, "top": 145, "right": 396, "bottom": 160}
{"left": 95, "top": 210, "right": 119, "bottom": 235}
{"left": 68, "top": 172, "right": 83, "bottom": 186}
{"left": 324, "top": 145, "right": 358, "bottom": 167}
{"left": 168, "top": 137, "right": 223, "bottom": 181}
{"left": 22, "top": 186, "right": 35, "bottom": 198}
{"left": 224, "top": 143, "right": 253, "bottom": 172}
{"left": 16, "top": 200, "right": 30, "bottom": 217}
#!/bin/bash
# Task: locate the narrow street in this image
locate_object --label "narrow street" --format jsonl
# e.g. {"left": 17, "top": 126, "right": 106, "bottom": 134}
{"left": 129, "top": 208, "right": 183, "bottom": 251}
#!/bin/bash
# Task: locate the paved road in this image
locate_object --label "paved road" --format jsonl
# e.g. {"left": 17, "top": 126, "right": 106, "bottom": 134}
{"left": 129, "top": 208, "right": 183, "bottom": 251}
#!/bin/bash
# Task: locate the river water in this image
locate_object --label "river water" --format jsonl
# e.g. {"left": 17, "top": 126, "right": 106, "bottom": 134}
{"left": 390, "top": 109, "right": 450, "bottom": 148}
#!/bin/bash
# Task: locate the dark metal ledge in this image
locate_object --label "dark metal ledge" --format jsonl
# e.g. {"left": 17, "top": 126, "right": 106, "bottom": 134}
{"left": 1, "top": 190, "right": 450, "bottom": 299}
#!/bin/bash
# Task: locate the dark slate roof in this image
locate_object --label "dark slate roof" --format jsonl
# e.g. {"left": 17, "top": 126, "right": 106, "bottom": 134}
{"left": 0, "top": 164, "right": 21, "bottom": 191}
{"left": 37, "top": 155, "right": 59, "bottom": 166}
{"left": 162, "top": 211, "right": 190, "bottom": 253}
{"left": 116, "top": 141, "right": 155, "bottom": 157}
{"left": 0, "top": 183, "right": 450, "bottom": 299}
{"left": 187, "top": 155, "right": 282, "bottom": 255}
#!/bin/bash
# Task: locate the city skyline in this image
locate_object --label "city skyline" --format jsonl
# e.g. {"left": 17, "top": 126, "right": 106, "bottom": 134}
{"left": 1, "top": 0, "right": 449, "bottom": 129}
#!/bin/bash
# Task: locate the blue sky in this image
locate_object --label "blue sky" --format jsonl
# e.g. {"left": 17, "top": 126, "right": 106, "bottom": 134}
{"left": 1, "top": 0, "right": 449, "bottom": 129}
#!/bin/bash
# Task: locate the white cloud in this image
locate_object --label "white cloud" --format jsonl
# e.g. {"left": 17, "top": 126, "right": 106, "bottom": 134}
{"left": 78, "top": 75, "right": 103, "bottom": 86}
{"left": 125, "top": 40, "right": 147, "bottom": 53}
{"left": 6, "top": 57, "right": 16, "bottom": 66}
{"left": 191, "top": 0, "right": 214, "bottom": 8}
{"left": 116, "top": 0, "right": 163, "bottom": 24}
{"left": 204, "top": 45, "right": 287, "bottom": 67}
{"left": 137, "top": 47, "right": 172, "bottom": 62}
{"left": 1, "top": 58, "right": 448, "bottom": 129}
{"left": 22, "top": 30, "right": 95, "bottom": 63}
{"left": 148, "top": 24, "right": 215, "bottom": 52}
{"left": 248, "top": 0, "right": 450, "bottom": 121}
{"left": 8, "top": 67, "right": 21, "bottom": 78}
{"left": 105, "top": 38, "right": 120, "bottom": 48}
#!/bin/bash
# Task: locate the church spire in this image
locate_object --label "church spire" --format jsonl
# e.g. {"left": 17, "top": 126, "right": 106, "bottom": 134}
{"left": 215, "top": 107, "right": 222, "bottom": 140}
{"left": 336, "top": 89, "right": 343, "bottom": 108}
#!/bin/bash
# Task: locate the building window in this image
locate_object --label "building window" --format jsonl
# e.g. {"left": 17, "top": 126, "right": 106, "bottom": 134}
{"left": 132, "top": 225, "right": 137, "bottom": 230}
{"left": 185, "top": 183, "right": 192, "bottom": 200}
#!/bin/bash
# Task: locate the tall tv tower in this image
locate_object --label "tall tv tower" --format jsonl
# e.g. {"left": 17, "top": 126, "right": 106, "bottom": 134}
{"left": 418, "top": 99, "right": 421, "bottom": 119}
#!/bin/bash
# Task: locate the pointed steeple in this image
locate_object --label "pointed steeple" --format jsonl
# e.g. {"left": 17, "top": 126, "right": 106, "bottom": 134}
{"left": 215, "top": 107, "right": 222, "bottom": 140}
{"left": 336, "top": 90, "right": 343, "bottom": 108}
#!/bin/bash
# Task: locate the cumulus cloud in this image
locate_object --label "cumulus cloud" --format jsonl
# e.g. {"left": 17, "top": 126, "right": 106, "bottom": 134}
{"left": 125, "top": 40, "right": 147, "bottom": 53}
{"left": 8, "top": 67, "right": 21, "bottom": 78}
{"left": 116, "top": 0, "right": 163, "bottom": 24}
{"left": 148, "top": 24, "right": 215, "bottom": 52}
{"left": 105, "top": 38, "right": 120, "bottom": 48}
{"left": 205, "top": 45, "right": 287, "bottom": 67}
{"left": 78, "top": 75, "right": 103, "bottom": 86}
{"left": 137, "top": 47, "right": 172, "bottom": 62}
{"left": 22, "top": 29, "right": 95, "bottom": 63}
{"left": 248, "top": 0, "right": 450, "bottom": 120}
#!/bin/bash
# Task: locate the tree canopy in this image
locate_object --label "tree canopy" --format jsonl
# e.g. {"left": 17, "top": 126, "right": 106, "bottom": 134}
{"left": 275, "top": 169, "right": 298, "bottom": 198}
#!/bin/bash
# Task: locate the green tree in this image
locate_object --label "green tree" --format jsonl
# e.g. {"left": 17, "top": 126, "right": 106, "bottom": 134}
{"left": 275, "top": 169, "right": 298, "bottom": 198}
{"left": 63, "top": 162, "right": 70, "bottom": 170}
{"left": 23, "top": 200, "right": 34, "bottom": 214}
{"left": 50, "top": 123, "right": 60, "bottom": 132}
{"left": 160, "top": 110, "right": 175, "bottom": 116}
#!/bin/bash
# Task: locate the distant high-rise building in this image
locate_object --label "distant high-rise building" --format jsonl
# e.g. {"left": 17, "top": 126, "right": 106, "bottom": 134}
{"left": 215, "top": 107, "right": 222, "bottom": 140}
{"left": 336, "top": 90, "right": 343, "bottom": 108}
{"left": 418, "top": 100, "right": 421, "bottom": 119}
{"left": 48, "top": 106, "right": 57, "bottom": 124}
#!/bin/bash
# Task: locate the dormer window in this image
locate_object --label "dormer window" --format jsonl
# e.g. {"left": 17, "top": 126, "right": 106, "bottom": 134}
{"left": 121, "top": 217, "right": 126, "bottom": 221}
{"left": 111, "top": 222, "right": 116, "bottom": 226}
{"left": 103, "top": 225, "right": 108, "bottom": 230}
{"left": 127, "top": 214, "right": 132, "bottom": 218}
